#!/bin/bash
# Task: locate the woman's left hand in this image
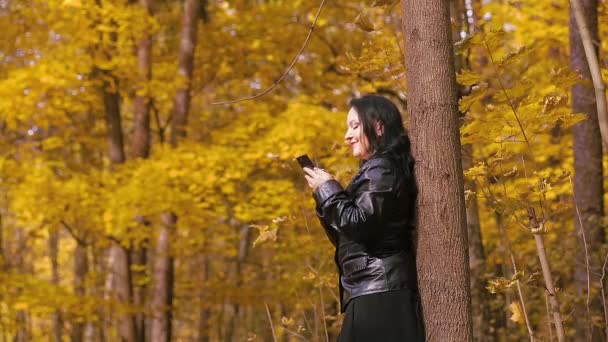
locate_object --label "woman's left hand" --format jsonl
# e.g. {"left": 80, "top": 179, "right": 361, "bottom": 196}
{"left": 303, "top": 167, "right": 334, "bottom": 190}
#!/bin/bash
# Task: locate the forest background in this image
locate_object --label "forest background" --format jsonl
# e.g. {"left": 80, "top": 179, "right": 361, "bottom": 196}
{"left": 0, "top": 0, "right": 607, "bottom": 341}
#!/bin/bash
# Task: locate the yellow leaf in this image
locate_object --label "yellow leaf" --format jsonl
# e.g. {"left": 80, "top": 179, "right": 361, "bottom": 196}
{"left": 355, "top": 11, "right": 376, "bottom": 32}
{"left": 42, "top": 137, "right": 64, "bottom": 150}
{"left": 464, "top": 162, "right": 487, "bottom": 178}
{"left": 508, "top": 302, "right": 524, "bottom": 324}
{"left": 459, "top": 83, "right": 488, "bottom": 112}
{"left": 457, "top": 69, "right": 482, "bottom": 86}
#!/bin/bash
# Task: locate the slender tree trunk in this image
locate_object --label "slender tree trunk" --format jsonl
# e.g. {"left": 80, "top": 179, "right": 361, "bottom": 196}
{"left": 150, "top": 0, "right": 200, "bottom": 340}
{"left": 49, "top": 230, "right": 63, "bottom": 341}
{"left": 169, "top": 0, "right": 200, "bottom": 146}
{"left": 150, "top": 213, "right": 175, "bottom": 342}
{"left": 0, "top": 211, "right": 4, "bottom": 269}
{"left": 570, "top": 0, "right": 605, "bottom": 340}
{"left": 450, "top": 0, "right": 489, "bottom": 339}
{"left": 71, "top": 243, "right": 88, "bottom": 342}
{"left": 226, "top": 226, "right": 251, "bottom": 341}
{"left": 102, "top": 77, "right": 136, "bottom": 342}
{"left": 198, "top": 254, "right": 211, "bottom": 342}
{"left": 133, "top": 0, "right": 153, "bottom": 160}
{"left": 14, "top": 228, "right": 29, "bottom": 342}
{"left": 401, "top": 0, "right": 473, "bottom": 340}
{"left": 132, "top": 0, "right": 153, "bottom": 335}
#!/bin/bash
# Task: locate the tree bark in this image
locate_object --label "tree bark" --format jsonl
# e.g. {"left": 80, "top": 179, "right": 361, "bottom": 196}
{"left": 133, "top": 0, "right": 153, "bottom": 160}
{"left": 401, "top": 0, "right": 473, "bottom": 340}
{"left": 169, "top": 0, "right": 200, "bottom": 146}
{"left": 71, "top": 242, "right": 88, "bottom": 342}
{"left": 49, "top": 230, "right": 64, "bottom": 342}
{"left": 102, "top": 76, "right": 136, "bottom": 342}
{"left": 570, "top": 0, "right": 605, "bottom": 340}
{"left": 14, "top": 228, "right": 30, "bottom": 342}
{"left": 150, "top": 0, "right": 200, "bottom": 340}
{"left": 198, "top": 253, "right": 211, "bottom": 342}
{"left": 150, "top": 213, "right": 175, "bottom": 342}
{"left": 132, "top": 2, "right": 153, "bottom": 340}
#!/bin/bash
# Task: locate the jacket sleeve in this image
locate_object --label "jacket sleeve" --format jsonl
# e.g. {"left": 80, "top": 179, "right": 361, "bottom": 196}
{"left": 313, "top": 162, "right": 396, "bottom": 243}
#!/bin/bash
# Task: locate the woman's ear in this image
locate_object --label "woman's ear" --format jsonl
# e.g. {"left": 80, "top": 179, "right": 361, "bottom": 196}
{"left": 375, "top": 121, "right": 384, "bottom": 137}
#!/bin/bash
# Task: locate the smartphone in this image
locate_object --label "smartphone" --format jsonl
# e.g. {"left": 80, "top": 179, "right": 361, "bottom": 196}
{"left": 296, "top": 154, "right": 315, "bottom": 170}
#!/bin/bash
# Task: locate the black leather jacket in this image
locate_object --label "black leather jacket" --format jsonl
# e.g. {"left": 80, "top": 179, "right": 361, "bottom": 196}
{"left": 313, "top": 155, "right": 418, "bottom": 312}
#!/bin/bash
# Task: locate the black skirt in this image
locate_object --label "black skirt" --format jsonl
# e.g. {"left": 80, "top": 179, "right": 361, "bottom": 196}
{"left": 338, "top": 288, "right": 425, "bottom": 342}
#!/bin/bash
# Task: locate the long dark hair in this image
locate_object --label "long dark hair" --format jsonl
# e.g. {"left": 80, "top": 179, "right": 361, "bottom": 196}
{"left": 349, "top": 94, "right": 417, "bottom": 201}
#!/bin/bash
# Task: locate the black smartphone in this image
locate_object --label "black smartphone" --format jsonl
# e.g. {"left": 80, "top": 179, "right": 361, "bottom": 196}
{"left": 296, "top": 154, "right": 315, "bottom": 170}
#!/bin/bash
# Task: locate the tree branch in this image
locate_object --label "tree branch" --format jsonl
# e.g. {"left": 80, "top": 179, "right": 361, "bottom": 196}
{"left": 211, "top": 0, "right": 327, "bottom": 105}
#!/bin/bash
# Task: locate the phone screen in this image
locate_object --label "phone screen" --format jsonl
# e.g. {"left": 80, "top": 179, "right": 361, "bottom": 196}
{"left": 296, "top": 154, "right": 315, "bottom": 169}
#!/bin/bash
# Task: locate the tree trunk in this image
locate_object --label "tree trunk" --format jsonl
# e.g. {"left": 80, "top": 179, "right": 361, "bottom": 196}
{"left": 570, "top": 0, "right": 605, "bottom": 340}
{"left": 102, "top": 76, "right": 136, "bottom": 342}
{"left": 225, "top": 226, "right": 251, "bottom": 341}
{"left": 401, "top": 0, "right": 473, "bottom": 340}
{"left": 0, "top": 211, "right": 4, "bottom": 269}
{"left": 132, "top": 1, "right": 153, "bottom": 337}
{"left": 133, "top": 0, "right": 153, "bottom": 160}
{"left": 150, "top": 0, "right": 200, "bottom": 340}
{"left": 49, "top": 230, "right": 63, "bottom": 342}
{"left": 71, "top": 242, "right": 88, "bottom": 342}
{"left": 169, "top": 0, "right": 200, "bottom": 146}
{"left": 198, "top": 254, "right": 211, "bottom": 342}
{"left": 14, "top": 228, "right": 30, "bottom": 342}
{"left": 449, "top": 0, "right": 489, "bottom": 339}
{"left": 150, "top": 213, "right": 175, "bottom": 342}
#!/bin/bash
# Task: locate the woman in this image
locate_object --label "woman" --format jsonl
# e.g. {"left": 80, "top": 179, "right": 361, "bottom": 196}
{"left": 304, "top": 95, "right": 424, "bottom": 341}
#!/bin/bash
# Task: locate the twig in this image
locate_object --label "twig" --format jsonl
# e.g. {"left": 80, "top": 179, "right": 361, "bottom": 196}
{"left": 60, "top": 220, "right": 88, "bottom": 246}
{"left": 482, "top": 37, "right": 531, "bottom": 149}
{"left": 570, "top": 0, "right": 608, "bottom": 149}
{"left": 264, "top": 302, "right": 278, "bottom": 342}
{"left": 569, "top": 175, "right": 592, "bottom": 328}
{"left": 212, "top": 0, "right": 327, "bottom": 105}
{"left": 486, "top": 180, "right": 534, "bottom": 340}
{"left": 528, "top": 207, "right": 565, "bottom": 342}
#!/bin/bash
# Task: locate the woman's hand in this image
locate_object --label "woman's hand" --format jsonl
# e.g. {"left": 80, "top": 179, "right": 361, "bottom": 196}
{"left": 304, "top": 167, "right": 334, "bottom": 190}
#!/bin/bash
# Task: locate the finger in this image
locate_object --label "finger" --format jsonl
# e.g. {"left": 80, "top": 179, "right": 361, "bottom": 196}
{"left": 303, "top": 167, "right": 316, "bottom": 176}
{"left": 304, "top": 175, "right": 314, "bottom": 188}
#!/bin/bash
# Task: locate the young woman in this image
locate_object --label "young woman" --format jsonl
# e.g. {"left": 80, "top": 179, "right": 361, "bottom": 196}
{"left": 304, "top": 95, "right": 424, "bottom": 341}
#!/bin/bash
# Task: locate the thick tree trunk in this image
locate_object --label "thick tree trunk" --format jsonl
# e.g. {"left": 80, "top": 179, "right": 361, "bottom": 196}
{"left": 570, "top": 0, "right": 605, "bottom": 340}
{"left": 49, "top": 230, "right": 63, "bottom": 341}
{"left": 71, "top": 243, "right": 88, "bottom": 342}
{"left": 401, "top": 0, "right": 473, "bottom": 340}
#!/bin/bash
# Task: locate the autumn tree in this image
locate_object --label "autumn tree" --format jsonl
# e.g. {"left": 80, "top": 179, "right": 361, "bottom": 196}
{"left": 401, "top": 0, "right": 473, "bottom": 340}
{"left": 570, "top": 0, "right": 605, "bottom": 340}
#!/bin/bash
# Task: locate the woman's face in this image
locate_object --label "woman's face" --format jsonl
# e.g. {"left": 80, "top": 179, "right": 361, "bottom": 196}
{"left": 344, "top": 107, "right": 371, "bottom": 160}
